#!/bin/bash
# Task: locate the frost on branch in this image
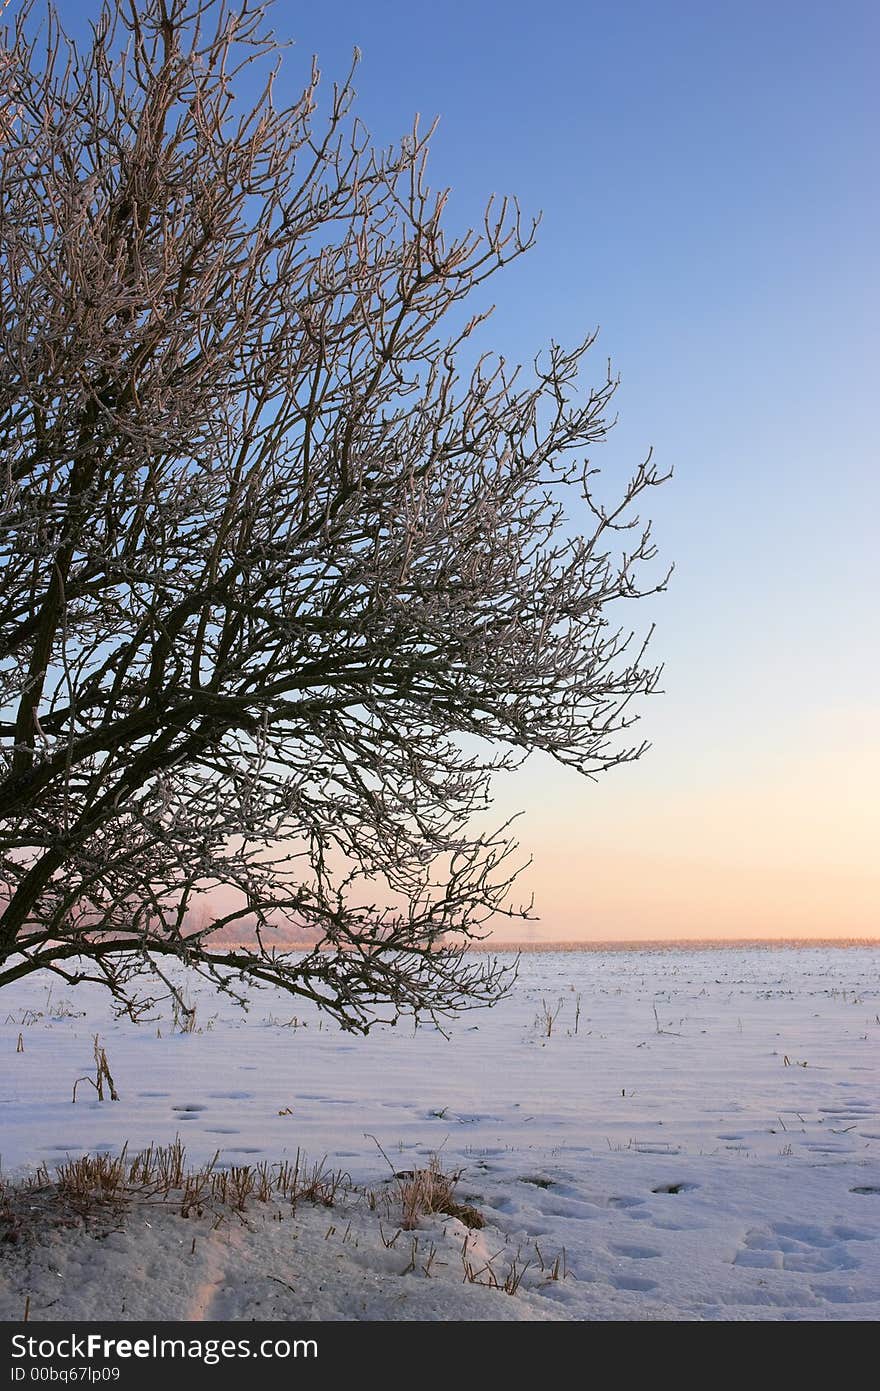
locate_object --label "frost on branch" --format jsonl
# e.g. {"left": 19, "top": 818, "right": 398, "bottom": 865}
{"left": 0, "top": 0, "right": 669, "bottom": 1028}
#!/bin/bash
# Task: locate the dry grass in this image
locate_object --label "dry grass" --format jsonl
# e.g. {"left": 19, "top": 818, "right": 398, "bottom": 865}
{"left": 83, "top": 1140, "right": 347, "bottom": 1212}
{"left": 71, "top": 1035, "right": 119, "bottom": 1102}
{"left": 459, "top": 1235, "right": 568, "bottom": 1294}
{"left": 460, "top": 1238, "right": 532, "bottom": 1294}
{"left": 0, "top": 1139, "right": 351, "bottom": 1247}
{"left": 398, "top": 1158, "right": 455, "bottom": 1230}
{"left": 171, "top": 995, "right": 199, "bottom": 1034}
{"left": 393, "top": 1156, "right": 484, "bottom": 1232}
{"left": 536, "top": 997, "right": 563, "bottom": 1037}
{"left": 364, "top": 1135, "right": 486, "bottom": 1233}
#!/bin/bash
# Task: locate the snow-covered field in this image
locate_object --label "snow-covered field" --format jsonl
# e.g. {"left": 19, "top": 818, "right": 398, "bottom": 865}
{"left": 1, "top": 946, "right": 878, "bottom": 1321}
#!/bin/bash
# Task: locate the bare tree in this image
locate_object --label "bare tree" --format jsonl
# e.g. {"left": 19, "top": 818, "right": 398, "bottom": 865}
{"left": 0, "top": 0, "right": 669, "bottom": 1029}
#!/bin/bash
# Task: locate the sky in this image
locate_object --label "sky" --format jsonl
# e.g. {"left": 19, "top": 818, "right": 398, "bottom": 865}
{"left": 58, "top": 0, "right": 879, "bottom": 941}
{"left": 277, "top": 0, "right": 879, "bottom": 942}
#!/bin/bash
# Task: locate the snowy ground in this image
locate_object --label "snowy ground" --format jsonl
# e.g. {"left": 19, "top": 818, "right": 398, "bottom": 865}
{"left": 1, "top": 946, "right": 879, "bottom": 1321}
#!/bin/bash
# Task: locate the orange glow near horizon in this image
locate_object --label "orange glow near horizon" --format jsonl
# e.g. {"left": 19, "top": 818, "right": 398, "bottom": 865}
{"left": 490, "top": 709, "right": 879, "bottom": 943}
{"left": 199, "top": 711, "right": 878, "bottom": 947}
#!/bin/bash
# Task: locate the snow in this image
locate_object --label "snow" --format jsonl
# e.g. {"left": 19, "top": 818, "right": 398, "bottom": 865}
{"left": 1, "top": 946, "right": 879, "bottom": 1321}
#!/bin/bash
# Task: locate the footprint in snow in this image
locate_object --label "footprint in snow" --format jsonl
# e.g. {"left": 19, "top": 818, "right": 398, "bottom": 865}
{"left": 734, "top": 1223, "right": 861, "bottom": 1275}
{"left": 610, "top": 1274, "right": 658, "bottom": 1292}
{"left": 609, "top": 1242, "right": 662, "bottom": 1259}
{"left": 813, "top": 1284, "right": 862, "bottom": 1305}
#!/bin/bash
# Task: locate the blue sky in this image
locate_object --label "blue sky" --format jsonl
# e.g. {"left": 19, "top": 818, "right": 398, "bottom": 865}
{"left": 278, "top": 0, "right": 878, "bottom": 937}
{"left": 56, "top": 0, "right": 880, "bottom": 936}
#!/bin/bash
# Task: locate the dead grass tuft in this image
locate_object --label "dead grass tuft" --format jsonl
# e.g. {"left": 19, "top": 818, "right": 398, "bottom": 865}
{"left": 364, "top": 1135, "right": 485, "bottom": 1232}
{"left": 0, "top": 1139, "right": 351, "bottom": 1246}
{"left": 71, "top": 1035, "right": 119, "bottom": 1102}
{"left": 395, "top": 1156, "right": 484, "bottom": 1231}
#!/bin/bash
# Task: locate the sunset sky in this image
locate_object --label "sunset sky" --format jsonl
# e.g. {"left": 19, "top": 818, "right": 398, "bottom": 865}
{"left": 59, "top": 0, "right": 878, "bottom": 941}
